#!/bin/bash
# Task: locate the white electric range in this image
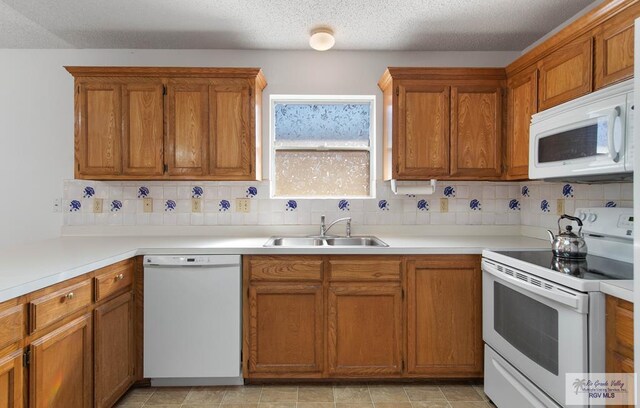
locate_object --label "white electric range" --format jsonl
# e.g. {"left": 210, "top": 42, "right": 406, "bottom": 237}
{"left": 482, "top": 207, "right": 633, "bottom": 408}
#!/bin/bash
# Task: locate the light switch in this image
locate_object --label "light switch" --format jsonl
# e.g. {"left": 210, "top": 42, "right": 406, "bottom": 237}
{"left": 143, "top": 198, "right": 153, "bottom": 213}
{"left": 236, "top": 198, "right": 250, "bottom": 213}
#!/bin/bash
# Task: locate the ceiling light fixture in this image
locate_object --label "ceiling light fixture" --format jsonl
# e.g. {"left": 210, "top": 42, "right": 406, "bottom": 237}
{"left": 309, "top": 28, "right": 335, "bottom": 51}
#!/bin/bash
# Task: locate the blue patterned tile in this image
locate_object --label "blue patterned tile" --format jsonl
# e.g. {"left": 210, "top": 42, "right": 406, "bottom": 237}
{"left": 470, "top": 199, "right": 481, "bottom": 211}
{"left": 110, "top": 200, "right": 123, "bottom": 212}
{"left": 540, "top": 200, "right": 550, "bottom": 213}
{"left": 165, "top": 200, "right": 177, "bottom": 212}
{"left": 417, "top": 199, "right": 429, "bottom": 212}
{"left": 285, "top": 200, "right": 298, "bottom": 211}
{"left": 606, "top": 201, "right": 617, "bottom": 208}
{"left": 246, "top": 186, "right": 258, "bottom": 198}
{"left": 82, "top": 186, "right": 95, "bottom": 198}
{"left": 562, "top": 184, "right": 574, "bottom": 198}
{"left": 69, "top": 200, "right": 81, "bottom": 212}
{"left": 444, "top": 186, "right": 456, "bottom": 197}
{"left": 521, "top": 186, "right": 530, "bottom": 197}
{"left": 378, "top": 200, "right": 390, "bottom": 211}
{"left": 219, "top": 200, "right": 231, "bottom": 212}
{"left": 338, "top": 199, "right": 350, "bottom": 211}
{"left": 192, "top": 186, "right": 204, "bottom": 199}
{"left": 137, "top": 186, "right": 150, "bottom": 198}
{"left": 508, "top": 199, "right": 521, "bottom": 211}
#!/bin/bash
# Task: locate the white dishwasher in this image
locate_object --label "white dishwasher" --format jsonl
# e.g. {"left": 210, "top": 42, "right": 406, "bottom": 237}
{"left": 143, "top": 255, "right": 242, "bottom": 386}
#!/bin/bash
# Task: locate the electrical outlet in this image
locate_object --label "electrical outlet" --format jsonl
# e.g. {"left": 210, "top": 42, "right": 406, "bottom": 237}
{"left": 192, "top": 198, "right": 202, "bottom": 213}
{"left": 557, "top": 199, "right": 565, "bottom": 215}
{"left": 53, "top": 198, "right": 62, "bottom": 213}
{"left": 440, "top": 198, "right": 449, "bottom": 213}
{"left": 143, "top": 198, "right": 153, "bottom": 213}
{"left": 236, "top": 198, "right": 250, "bottom": 213}
{"left": 93, "top": 198, "right": 103, "bottom": 213}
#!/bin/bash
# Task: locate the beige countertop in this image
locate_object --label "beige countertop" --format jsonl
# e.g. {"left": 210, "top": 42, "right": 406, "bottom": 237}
{"left": 0, "top": 233, "right": 550, "bottom": 302}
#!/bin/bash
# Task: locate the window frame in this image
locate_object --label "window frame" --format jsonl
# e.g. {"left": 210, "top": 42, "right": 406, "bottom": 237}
{"left": 269, "top": 94, "right": 376, "bottom": 199}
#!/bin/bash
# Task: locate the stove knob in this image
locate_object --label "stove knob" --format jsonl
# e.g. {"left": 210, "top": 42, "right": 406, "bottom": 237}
{"left": 588, "top": 213, "right": 598, "bottom": 223}
{"left": 578, "top": 212, "right": 587, "bottom": 221}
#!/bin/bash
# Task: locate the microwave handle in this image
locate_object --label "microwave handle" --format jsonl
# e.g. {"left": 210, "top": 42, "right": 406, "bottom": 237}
{"left": 607, "top": 107, "right": 621, "bottom": 163}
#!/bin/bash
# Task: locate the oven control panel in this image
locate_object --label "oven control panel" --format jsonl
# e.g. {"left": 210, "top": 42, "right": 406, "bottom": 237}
{"left": 575, "top": 207, "right": 633, "bottom": 238}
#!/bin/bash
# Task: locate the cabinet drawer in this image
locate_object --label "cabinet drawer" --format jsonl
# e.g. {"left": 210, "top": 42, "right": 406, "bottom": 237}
{"left": 95, "top": 260, "right": 134, "bottom": 301}
{"left": 248, "top": 257, "right": 323, "bottom": 281}
{"left": 329, "top": 258, "right": 401, "bottom": 282}
{"left": 30, "top": 279, "right": 92, "bottom": 333}
{"left": 0, "top": 305, "right": 24, "bottom": 350}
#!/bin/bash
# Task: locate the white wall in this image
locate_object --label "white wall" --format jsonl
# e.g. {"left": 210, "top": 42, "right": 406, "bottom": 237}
{"left": 0, "top": 49, "right": 519, "bottom": 249}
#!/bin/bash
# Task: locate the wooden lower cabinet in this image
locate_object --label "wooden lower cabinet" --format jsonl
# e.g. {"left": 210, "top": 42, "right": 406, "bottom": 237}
{"left": 327, "top": 283, "right": 403, "bottom": 376}
{"left": 94, "top": 292, "right": 135, "bottom": 408}
{"left": 30, "top": 314, "right": 93, "bottom": 408}
{"left": 247, "top": 283, "right": 323, "bottom": 376}
{"left": 244, "top": 255, "right": 482, "bottom": 380}
{"left": 606, "top": 295, "right": 634, "bottom": 373}
{"left": 406, "top": 256, "right": 483, "bottom": 377}
{"left": 0, "top": 349, "right": 23, "bottom": 408}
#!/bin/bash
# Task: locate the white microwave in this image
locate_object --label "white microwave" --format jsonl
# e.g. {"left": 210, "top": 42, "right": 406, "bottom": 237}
{"left": 529, "top": 79, "right": 634, "bottom": 180}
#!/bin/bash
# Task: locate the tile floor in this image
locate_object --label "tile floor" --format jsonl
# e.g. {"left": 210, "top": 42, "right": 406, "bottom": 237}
{"left": 115, "top": 384, "right": 494, "bottom": 408}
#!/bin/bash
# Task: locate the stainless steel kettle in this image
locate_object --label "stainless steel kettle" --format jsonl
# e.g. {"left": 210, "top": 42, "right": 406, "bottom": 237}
{"left": 547, "top": 214, "right": 588, "bottom": 259}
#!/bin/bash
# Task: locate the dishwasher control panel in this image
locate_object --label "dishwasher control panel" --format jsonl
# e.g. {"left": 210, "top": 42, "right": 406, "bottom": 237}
{"left": 144, "top": 255, "right": 241, "bottom": 266}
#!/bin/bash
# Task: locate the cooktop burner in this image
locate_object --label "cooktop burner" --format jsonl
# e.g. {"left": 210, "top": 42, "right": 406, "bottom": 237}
{"left": 494, "top": 250, "right": 633, "bottom": 280}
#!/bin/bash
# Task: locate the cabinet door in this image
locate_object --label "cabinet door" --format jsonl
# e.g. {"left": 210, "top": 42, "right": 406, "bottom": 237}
{"left": 506, "top": 68, "right": 537, "bottom": 180}
{"left": 122, "top": 81, "right": 164, "bottom": 176}
{"left": 247, "top": 284, "right": 323, "bottom": 376}
{"left": 76, "top": 83, "right": 122, "bottom": 176}
{"left": 94, "top": 292, "right": 134, "bottom": 408}
{"left": 30, "top": 314, "right": 92, "bottom": 408}
{"left": 594, "top": 4, "right": 638, "bottom": 90}
{"left": 406, "top": 256, "right": 482, "bottom": 377}
{"left": 165, "top": 81, "right": 209, "bottom": 176}
{"left": 0, "top": 350, "right": 23, "bottom": 408}
{"left": 396, "top": 83, "right": 450, "bottom": 178}
{"left": 209, "top": 82, "right": 253, "bottom": 179}
{"left": 327, "top": 283, "right": 402, "bottom": 376}
{"left": 451, "top": 85, "right": 502, "bottom": 178}
{"left": 538, "top": 37, "right": 593, "bottom": 110}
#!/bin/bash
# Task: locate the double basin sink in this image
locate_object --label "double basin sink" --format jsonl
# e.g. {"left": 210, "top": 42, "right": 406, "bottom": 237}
{"left": 264, "top": 236, "right": 388, "bottom": 247}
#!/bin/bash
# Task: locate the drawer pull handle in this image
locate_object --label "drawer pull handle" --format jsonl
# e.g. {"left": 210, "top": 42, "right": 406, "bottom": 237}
{"left": 115, "top": 273, "right": 125, "bottom": 281}
{"left": 65, "top": 292, "right": 75, "bottom": 300}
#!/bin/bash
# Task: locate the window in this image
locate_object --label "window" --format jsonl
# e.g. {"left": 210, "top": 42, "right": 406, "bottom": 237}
{"left": 270, "top": 95, "right": 375, "bottom": 198}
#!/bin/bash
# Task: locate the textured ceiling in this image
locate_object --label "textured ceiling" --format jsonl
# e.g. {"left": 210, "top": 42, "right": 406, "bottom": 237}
{"left": 0, "top": 0, "right": 596, "bottom": 50}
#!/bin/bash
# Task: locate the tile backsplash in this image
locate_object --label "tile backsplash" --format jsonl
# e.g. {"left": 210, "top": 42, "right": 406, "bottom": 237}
{"left": 62, "top": 179, "right": 632, "bottom": 228}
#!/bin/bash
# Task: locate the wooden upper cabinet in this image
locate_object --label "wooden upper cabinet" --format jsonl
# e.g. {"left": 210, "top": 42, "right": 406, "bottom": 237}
{"left": 594, "top": 3, "right": 638, "bottom": 90}
{"left": 165, "top": 81, "right": 210, "bottom": 177}
{"left": 76, "top": 82, "right": 122, "bottom": 176}
{"left": 66, "top": 67, "right": 266, "bottom": 181}
{"left": 209, "top": 82, "right": 253, "bottom": 179}
{"left": 451, "top": 85, "right": 502, "bottom": 178}
{"left": 30, "top": 314, "right": 92, "bottom": 408}
{"left": 0, "top": 349, "right": 23, "bottom": 408}
{"left": 378, "top": 68, "right": 505, "bottom": 181}
{"left": 122, "top": 81, "right": 164, "bottom": 176}
{"left": 506, "top": 68, "right": 538, "bottom": 180}
{"left": 538, "top": 37, "right": 593, "bottom": 111}
{"left": 406, "top": 256, "right": 482, "bottom": 377}
{"left": 396, "top": 83, "right": 450, "bottom": 178}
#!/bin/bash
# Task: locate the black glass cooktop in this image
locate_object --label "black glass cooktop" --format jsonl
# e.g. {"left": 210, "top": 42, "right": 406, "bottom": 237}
{"left": 495, "top": 250, "right": 633, "bottom": 280}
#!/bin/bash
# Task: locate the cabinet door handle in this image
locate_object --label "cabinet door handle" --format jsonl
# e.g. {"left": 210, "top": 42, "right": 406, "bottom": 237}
{"left": 65, "top": 292, "right": 75, "bottom": 300}
{"left": 115, "top": 273, "right": 125, "bottom": 281}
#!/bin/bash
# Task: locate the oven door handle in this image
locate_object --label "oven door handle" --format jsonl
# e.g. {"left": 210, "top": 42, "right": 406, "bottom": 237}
{"left": 482, "top": 260, "right": 588, "bottom": 313}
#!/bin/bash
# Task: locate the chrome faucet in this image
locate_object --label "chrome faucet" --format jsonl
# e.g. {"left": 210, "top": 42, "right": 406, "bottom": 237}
{"left": 320, "top": 215, "right": 352, "bottom": 237}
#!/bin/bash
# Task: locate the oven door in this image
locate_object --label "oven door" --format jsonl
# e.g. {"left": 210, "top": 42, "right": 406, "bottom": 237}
{"left": 529, "top": 93, "right": 628, "bottom": 179}
{"left": 482, "top": 259, "right": 589, "bottom": 406}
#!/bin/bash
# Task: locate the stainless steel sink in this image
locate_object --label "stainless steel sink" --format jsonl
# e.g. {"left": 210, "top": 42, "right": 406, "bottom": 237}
{"left": 264, "top": 236, "right": 388, "bottom": 247}
{"left": 324, "top": 237, "right": 388, "bottom": 247}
